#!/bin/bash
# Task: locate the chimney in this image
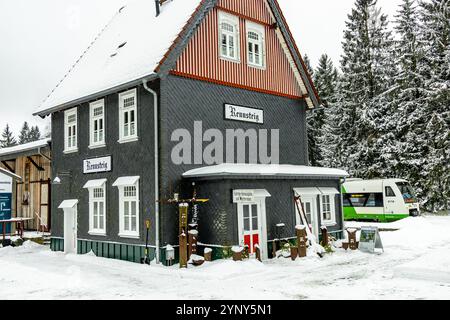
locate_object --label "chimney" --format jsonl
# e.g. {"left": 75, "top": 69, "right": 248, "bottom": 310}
{"left": 155, "top": 0, "right": 160, "bottom": 17}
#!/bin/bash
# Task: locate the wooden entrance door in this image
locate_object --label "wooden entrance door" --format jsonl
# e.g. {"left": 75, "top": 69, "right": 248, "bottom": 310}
{"left": 239, "top": 203, "right": 260, "bottom": 254}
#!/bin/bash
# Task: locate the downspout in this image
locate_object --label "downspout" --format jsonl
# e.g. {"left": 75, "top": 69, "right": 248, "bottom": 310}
{"left": 142, "top": 80, "right": 160, "bottom": 264}
{"left": 340, "top": 177, "right": 347, "bottom": 239}
{"left": 38, "top": 146, "right": 52, "bottom": 162}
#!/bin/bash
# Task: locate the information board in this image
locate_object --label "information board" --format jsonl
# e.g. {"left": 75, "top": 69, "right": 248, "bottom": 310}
{"left": 359, "top": 226, "right": 384, "bottom": 253}
{"left": 0, "top": 172, "right": 13, "bottom": 233}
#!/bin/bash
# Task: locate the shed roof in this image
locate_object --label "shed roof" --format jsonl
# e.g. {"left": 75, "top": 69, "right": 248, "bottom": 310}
{"left": 0, "top": 138, "right": 51, "bottom": 160}
{"left": 183, "top": 164, "right": 349, "bottom": 179}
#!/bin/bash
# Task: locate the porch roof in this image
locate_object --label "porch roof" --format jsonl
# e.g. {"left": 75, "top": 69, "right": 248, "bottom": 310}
{"left": 0, "top": 167, "right": 22, "bottom": 181}
{"left": 183, "top": 164, "right": 349, "bottom": 180}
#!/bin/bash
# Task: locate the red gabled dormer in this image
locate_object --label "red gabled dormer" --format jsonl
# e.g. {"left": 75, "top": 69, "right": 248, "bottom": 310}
{"left": 170, "top": 0, "right": 310, "bottom": 101}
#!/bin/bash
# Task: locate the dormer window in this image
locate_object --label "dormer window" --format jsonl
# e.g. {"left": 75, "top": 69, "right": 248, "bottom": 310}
{"left": 246, "top": 21, "right": 265, "bottom": 68}
{"left": 219, "top": 12, "right": 239, "bottom": 62}
{"left": 118, "top": 89, "right": 138, "bottom": 143}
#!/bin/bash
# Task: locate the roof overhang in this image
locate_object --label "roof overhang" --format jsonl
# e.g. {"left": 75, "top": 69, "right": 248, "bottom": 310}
{"left": 0, "top": 139, "right": 51, "bottom": 161}
{"left": 34, "top": 74, "right": 158, "bottom": 118}
{"left": 183, "top": 164, "right": 349, "bottom": 180}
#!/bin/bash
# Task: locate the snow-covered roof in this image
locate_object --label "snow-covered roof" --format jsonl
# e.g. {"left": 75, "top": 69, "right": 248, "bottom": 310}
{"left": 0, "top": 138, "right": 51, "bottom": 158}
{"left": 183, "top": 164, "right": 349, "bottom": 179}
{"left": 35, "top": 0, "right": 202, "bottom": 117}
{"left": 0, "top": 167, "right": 22, "bottom": 181}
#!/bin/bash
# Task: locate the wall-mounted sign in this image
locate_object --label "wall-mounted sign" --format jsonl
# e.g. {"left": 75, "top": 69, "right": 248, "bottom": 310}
{"left": 233, "top": 190, "right": 255, "bottom": 203}
{"left": 359, "top": 226, "right": 384, "bottom": 253}
{"left": 225, "top": 104, "right": 264, "bottom": 124}
{"left": 0, "top": 172, "right": 13, "bottom": 232}
{"left": 83, "top": 156, "right": 112, "bottom": 174}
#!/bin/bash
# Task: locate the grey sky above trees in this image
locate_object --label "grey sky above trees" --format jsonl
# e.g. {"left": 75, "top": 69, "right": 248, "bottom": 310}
{"left": 0, "top": 0, "right": 402, "bottom": 134}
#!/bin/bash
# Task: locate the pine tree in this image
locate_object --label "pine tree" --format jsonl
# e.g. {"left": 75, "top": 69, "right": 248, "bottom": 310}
{"left": 313, "top": 54, "right": 339, "bottom": 168}
{"left": 18, "top": 122, "right": 31, "bottom": 144}
{"left": 391, "top": 0, "right": 428, "bottom": 209}
{"left": 0, "top": 124, "right": 17, "bottom": 148}
{"left": 304, "top": 55, "right": 322, "bottom": 166}
{"left": 417, "top": 0, "right": 450, "bottom": 212}
{"left": 28, "top": 126, "right": 41, "bottom": 142}
{"left": 337, "top": 0, "right": 396, "bottom": 178}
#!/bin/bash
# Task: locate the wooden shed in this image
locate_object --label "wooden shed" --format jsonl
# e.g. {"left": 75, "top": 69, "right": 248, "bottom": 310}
{"left": 0, "top": 139, "right": 52, "bottom": 231}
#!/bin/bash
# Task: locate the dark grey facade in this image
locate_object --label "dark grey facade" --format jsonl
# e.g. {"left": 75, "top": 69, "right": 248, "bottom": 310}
{"left": 50, "top": 75, "right": 345, "bottom": 261}
{"left": 46, "top": 0, "right": 346, "bottom": 263}
{"left": 51, "top": 84, "right": 158, "bottom": 246}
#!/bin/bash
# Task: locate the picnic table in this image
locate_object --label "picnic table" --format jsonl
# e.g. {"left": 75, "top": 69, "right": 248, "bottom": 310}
{"left": 1, "top": 218, "right": 33, "bottom": 242}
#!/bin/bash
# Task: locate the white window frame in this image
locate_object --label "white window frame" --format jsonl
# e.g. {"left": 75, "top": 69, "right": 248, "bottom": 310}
{"left": 218, "top": 11, "right": 240, "bottom": 62}
{"left": 320, "top": 193, "right": 336, "bottom": 226}
{"left": 118, "top": 180, "right": 140, "bottom": 238}
{"left": 89, "top": 99, "right": 106, "bottom": 149}
{"left": 87, "top": 183, "right": 107, "bottom": 236}
{"left": 118, "top": 89, "right": 138, "bottom": 143}
{"left": 246, "top": 21, "right": 266, "bottom": 68}
{"left": 64, "top": 108, "right": 78, "bottom": 153}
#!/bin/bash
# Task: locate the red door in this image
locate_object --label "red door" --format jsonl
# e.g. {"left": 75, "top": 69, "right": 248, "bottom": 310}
{"left": 242, "top": 204, "right": 260, "bottom": 254}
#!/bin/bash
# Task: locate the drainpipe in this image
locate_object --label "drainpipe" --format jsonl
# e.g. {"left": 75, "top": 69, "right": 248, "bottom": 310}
{"left": 154, "top": 0, "right": 160, "bottom": 17}
{"left": 340, "top": 177, "right": 347, "bottom": 239}
{"left": 38, "top": 146, "right": 52, "bottom": 162}
{"left": 142, "top": 79, "right": 160, "bottom": 264}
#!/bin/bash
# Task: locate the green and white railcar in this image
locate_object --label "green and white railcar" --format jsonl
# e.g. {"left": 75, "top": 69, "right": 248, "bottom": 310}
{"left": 342, "top": 179, "right": 420, "bottom": 222}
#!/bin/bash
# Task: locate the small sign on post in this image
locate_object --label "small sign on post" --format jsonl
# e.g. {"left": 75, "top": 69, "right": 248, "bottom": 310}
{"left": 359, "top": 227, "right": 384, "bottom": 254}
{"left": 179, "top": 203, "right": 189, "bottom": 268}
{"left": 296, "top": 225, "right": 307, "bottom": 258}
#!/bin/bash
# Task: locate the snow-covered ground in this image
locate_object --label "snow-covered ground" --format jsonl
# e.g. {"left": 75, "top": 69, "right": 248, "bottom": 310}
{"left": 1, "top": 216, "right": 450, "bottom": 300}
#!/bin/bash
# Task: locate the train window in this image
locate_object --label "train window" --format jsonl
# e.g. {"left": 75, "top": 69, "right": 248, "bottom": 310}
{"left": 385, "top": 186, "right": 396, "bottom": 197}
{"left": 344, "top": 193, "right": 384, "bottom": 207}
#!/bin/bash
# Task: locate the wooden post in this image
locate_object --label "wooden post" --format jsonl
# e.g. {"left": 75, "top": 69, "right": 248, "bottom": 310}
{"left": 204, "top": 248, "right": 212, "bottom": 262}
{"left": 347, "top": 229, "right": 358, "bottom": 250}
{"left": 296, "top": 226, "right": 307, "bottom": 258}
{"left": 179, "top": 203, "right": 189, "bottom": 268}
{"left": 321, "top": 227, "right": 329, "bottom": 247}
{"left": 290, "top": 247, "right": 298, "bottom": 261}
{"left": 255, "top": 245, "right": 262, "bottom": 262}
{"left": 232, "top": 247, "right": 243, "bottom": 261}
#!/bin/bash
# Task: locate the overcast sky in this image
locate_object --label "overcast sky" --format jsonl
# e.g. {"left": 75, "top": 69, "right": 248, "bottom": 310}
{"left": 0, "top": 0, "right": 403, "bottom": 136}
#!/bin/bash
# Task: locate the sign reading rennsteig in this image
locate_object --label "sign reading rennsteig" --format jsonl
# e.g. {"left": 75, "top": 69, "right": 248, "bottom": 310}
{"left": 225, "top": 104, "right": 264, "bottom": 124}
{"left": 83, "top": 156, "right": 112, "bottom": 174}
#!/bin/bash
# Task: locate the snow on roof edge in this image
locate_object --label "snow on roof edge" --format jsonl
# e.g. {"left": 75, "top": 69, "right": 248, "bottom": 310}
{"left": 34, "top": 0, "right": 202, "bottom": 117}
{"left": 0, "top": 138, "right": 51, "bottom": 158}
{"left": 183, "top": 164, "right": 349, "bottom": 179}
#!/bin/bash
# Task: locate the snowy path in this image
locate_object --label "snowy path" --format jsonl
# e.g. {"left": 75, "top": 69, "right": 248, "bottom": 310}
{"left": 1, "top": 216, "right": 450, "bottom": 300}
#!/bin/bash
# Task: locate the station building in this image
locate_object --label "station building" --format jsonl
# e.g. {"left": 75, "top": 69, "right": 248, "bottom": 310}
{"left": 34, "top": 0, "right": 348, "bottom": 263}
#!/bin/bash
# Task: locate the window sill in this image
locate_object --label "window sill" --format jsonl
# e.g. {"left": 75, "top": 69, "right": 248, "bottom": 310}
{"left": 118, "top": 233, "right": 140, "bottom": 239}
{"left": 322, "top": 221, "right": 337, "bottom": 227}
{"left": 89, "top": 144, "right": 106, "bottom": 150}
{"left": 118, "top": 137, "right": 139, "bottom": 144}
{"left": 88, "top": 231, "right": 107, "bottom": 237}
{"left": 219, "top": 56, "right": 241, "bottom": 64}
{"left": 248, "top": 63, "right": 266, "bottom": 70}
{"left": 64, "top": 148, "right": 78, "bottom": 154}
